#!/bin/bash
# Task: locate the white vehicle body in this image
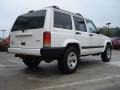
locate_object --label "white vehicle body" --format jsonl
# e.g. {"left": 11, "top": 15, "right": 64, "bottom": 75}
{"left": 8, "top": 6, "right": 112, "bottom": 74}
{"left": 9, "top": 6, "right": 111, "bottom": 56}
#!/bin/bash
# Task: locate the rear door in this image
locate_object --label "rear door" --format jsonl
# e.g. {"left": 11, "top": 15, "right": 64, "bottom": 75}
{"left": 10, "top": 10, "right": 46, "bottom": 49}
{"left": 51, "top": 10, "right": 75, "bottom": 47}
{"left": 74, "top": 17, "right": 91, "bottom": 55}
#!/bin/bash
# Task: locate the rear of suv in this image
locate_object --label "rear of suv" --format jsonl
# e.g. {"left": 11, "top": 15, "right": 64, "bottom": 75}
{"left": 9, "top": 6, "right": 112, "bottom": 74}
{"left": 112, "top": 37, "right": 120, "bottom": 49}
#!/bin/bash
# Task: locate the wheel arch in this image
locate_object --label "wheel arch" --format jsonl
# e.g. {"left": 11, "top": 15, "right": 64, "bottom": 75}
{"left": 103, "top": 40, "right": 112, "bottom": 51}
{"left": 65, "top": 43, "right": 81, "bottom": 55}
{"left": 62, "top": 39, "right": 81, "bottom": 54}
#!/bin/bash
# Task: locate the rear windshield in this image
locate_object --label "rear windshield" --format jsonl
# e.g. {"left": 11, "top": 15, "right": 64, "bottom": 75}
{"left": 12, "top": 10, "right": 46, "bottom": 31}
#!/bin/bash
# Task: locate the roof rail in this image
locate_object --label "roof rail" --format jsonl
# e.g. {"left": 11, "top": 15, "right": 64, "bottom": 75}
{"left": 51, "top": 6, "right": 60, "bottom": 9}
{"left": 76, "top": 13, "right": 83, "bottom": 17}
{"left": 29, "top": 10, "right": 34, "bottom": 13}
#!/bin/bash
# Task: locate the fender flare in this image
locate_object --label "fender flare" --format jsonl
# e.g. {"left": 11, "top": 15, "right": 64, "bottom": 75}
{"left": 62, "top": 39, "right": 82, "bottom": 53}
{"left": 103, "top": 40, "right": 112, "bottom": 51}
{"left": 62, "top": 39, "right": 80, "bottom": 47}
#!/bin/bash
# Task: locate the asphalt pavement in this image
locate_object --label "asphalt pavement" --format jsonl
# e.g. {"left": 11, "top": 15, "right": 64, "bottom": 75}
{"left": 0, "top": 50, "right": 120, "bottom": 90}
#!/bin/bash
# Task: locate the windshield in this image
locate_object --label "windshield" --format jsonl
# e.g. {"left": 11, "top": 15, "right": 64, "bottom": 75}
{"left": 12, "top": 10, "right": 46, "bottom": 31}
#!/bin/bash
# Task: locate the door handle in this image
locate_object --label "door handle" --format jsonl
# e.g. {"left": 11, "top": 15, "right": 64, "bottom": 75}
{"left": 89, "top": 34, "right": 93, "bottom": 36}
{"left": 76, "top": 32, "right": 81, "bottom": 35}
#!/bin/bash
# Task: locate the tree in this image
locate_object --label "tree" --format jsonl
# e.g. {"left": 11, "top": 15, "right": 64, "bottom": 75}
{"left": 111, "top": 27, "right": 120, "bottom": 37}
{"left": 99, "top": 27, "right": 120, "bottom": 37}
{"left": 104, "top": 28, "right": 112, "bottom": 37}
{"left": 99, "top": 26, "right": 112, "bottom": 37}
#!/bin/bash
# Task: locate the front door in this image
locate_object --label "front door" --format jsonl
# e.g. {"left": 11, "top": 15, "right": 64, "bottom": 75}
{"left": 86, "top": 20, "right": 103, "bottom": 53}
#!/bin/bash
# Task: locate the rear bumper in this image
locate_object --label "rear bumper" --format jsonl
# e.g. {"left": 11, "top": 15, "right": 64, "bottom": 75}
{"left": 8, "top": 48, "right": 41, "bottom": 56}
{"left": 8, "top": 47, "right": 65, "bottom": 58}
{"left": 40, "top": 47, "right": 65, "bottom": 58}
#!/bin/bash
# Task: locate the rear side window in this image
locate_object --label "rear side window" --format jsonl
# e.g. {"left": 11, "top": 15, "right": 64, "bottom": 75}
{"left": 12, "top": 10, "right": 46, "bottom": 31}
{"left": 54, "top": 11, "right": 72, "bottom": 30}
{"left": 73, "top": 17, "right": 87, "bottom": 32}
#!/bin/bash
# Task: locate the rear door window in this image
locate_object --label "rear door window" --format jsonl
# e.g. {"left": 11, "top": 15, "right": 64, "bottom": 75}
{"left": 54, "top": 11, "right": 72, "bottom": 30}
{"left": 73, "top": 17, "right": 87, "bottom": 32}
{"left": 12, "top": 10, "right": 46, "bottom": 31}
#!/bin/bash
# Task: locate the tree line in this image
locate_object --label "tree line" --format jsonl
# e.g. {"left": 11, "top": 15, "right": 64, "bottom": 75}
{"left": 99, "top": 27, "right": 120, "bottom": 37}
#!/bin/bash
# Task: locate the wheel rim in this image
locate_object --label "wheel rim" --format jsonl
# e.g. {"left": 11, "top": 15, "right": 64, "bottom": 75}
{"left": 107, "top": 48, "right": 111, "bottom": 59}
{"left": 67, "top": 52, "right": 77, "bottom": 69}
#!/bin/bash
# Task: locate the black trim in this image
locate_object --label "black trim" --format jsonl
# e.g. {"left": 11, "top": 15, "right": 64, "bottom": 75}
{"left": 81, "top": 53, "right": 101, "bottom": 57}
{"left": 82, "top": 46, "right": 104, "bottom": 49}
{"left": 40, "top": 47, "right": 65, "bottom": 59}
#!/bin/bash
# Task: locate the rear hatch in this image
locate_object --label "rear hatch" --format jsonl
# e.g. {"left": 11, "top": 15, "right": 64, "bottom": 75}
{"left": 10, "top": 10, "right": 46, "bottom": 49}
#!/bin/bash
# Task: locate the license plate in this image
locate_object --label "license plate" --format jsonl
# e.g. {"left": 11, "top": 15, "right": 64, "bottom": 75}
{"left": 21, "top": 42, "right": 26, "bottom": 46}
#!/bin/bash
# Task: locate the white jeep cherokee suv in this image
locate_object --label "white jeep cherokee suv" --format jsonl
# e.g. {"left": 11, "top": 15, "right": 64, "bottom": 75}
{"left": 8, "top": 6, "right": 112, "bottom": 74}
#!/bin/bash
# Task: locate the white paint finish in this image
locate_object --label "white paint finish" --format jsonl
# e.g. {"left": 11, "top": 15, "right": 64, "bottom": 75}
{"left": 33, "top": 75, "right": 120, "bottom": 90}
{"left": 51, "top": 31, "right": 75, "bottom": 47}
{"left": 75, "top": 31, "right": 90, "bottom": 54}
{"left": 9, "top": 8, "right": 51, "bottom": 55}
{"left": 62, "top": 39, "right": 79, "bottom": 47}
{"left": 8, "top": 48, "right": 41, "bottom": 56}
{"left": 50, "top": 9, "right": 75, "bottom": 47}
{"left": 10, "top": 28, "right": 45, "bottom": 49}
{"left": 9, "top": 6, "right": 111, "bottom": 57}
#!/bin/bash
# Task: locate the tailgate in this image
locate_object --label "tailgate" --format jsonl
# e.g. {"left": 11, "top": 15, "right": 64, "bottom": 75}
{"left": 10, "top": 10, "right": 46, "bottom": 50}
{"left": 10, "top": 29, "right": 44, "bottom": 49}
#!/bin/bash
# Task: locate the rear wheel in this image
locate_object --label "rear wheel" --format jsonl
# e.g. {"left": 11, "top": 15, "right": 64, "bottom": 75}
{"left": 58, "top": 47, "right": 79, "bottom": 74}
{"left": 101, "top": 45, "right": 112, "bottom": 62}
{"left": 22, "top": 58, "right": 41, "bottom": 67}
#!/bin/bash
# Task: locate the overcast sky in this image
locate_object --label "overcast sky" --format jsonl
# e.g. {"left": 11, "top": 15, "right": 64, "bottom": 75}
{"left": 0, "top": 0, "right": 120, "bottom": 38}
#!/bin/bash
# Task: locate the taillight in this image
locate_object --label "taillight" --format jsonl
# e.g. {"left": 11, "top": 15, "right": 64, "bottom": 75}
{"left": 43, "top": 31, "right": 51, "bottom": 47}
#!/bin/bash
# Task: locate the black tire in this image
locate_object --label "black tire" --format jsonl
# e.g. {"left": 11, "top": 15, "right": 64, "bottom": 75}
{"left": 101, "top": 45, "right": 112, "bottom": 62}
{"left": 23, "top": 58, "right": 41, "bottom": 67}
{"left": 58, "top": 47, "right": 79, "bottom": 74}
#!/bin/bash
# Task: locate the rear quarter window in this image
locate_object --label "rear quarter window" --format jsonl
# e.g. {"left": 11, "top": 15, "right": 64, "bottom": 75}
{"left": 54, "top": 11, "right": 72, "bottom": 30}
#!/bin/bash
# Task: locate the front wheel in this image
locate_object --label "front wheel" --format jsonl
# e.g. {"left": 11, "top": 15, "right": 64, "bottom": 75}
{"left": 22, "top": 58, "right": 41, "bottom": 68}
{"left": 58, "top": 47, "right": 79, "bottom": 74}
{"left": 101, "top": 45, "right": 112, "bottom": 62}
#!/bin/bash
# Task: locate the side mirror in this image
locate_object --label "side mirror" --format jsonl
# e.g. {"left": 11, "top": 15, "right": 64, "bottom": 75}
{"left": 98, "top": 28, "right": 104, "bottom": 34}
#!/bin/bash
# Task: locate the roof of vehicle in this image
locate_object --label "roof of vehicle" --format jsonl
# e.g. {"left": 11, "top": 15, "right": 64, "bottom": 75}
{"left": 21, "top": 6, "right": 91, "bottom": 21}
{"left": 26, "top": 6, "right": 85, "bottom": 19}
{"left": 48, "top": 6, "right": 84, "bottom": 18}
